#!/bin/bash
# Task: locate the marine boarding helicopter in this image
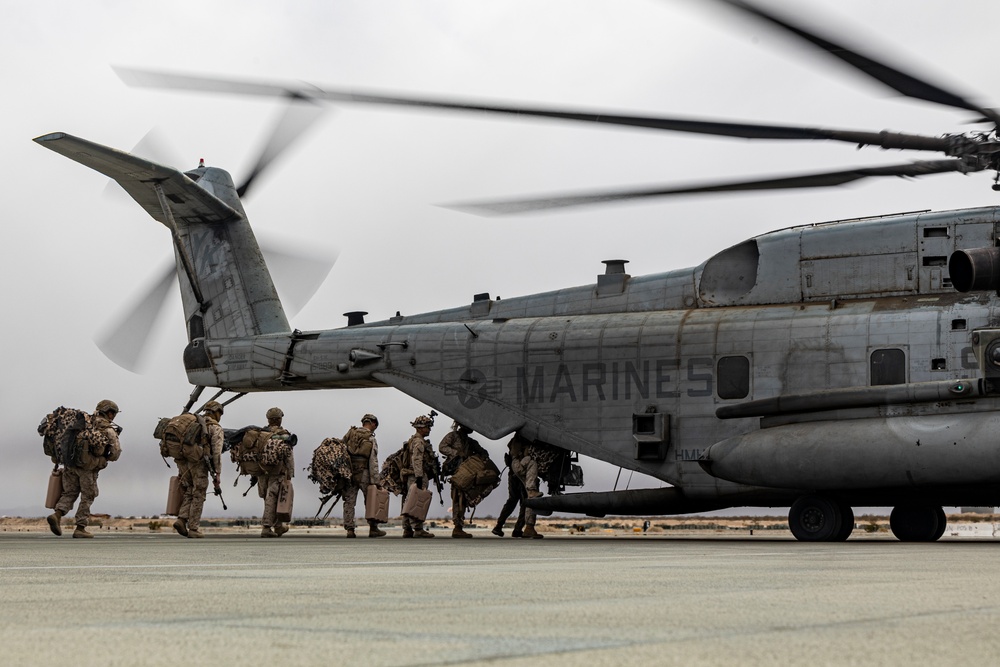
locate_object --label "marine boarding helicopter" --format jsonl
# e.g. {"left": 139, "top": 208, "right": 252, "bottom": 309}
{"left": 34, "top": 0, "right": 1000, "bottom": 541}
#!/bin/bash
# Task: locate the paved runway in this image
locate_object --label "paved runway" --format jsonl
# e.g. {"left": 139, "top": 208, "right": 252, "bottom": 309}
{"left": 4, "top": 529, "right": 1000, "bottom": 666}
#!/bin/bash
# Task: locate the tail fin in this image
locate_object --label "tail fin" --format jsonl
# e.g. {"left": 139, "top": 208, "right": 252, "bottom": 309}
{"left": 34, "top": 133, "right": 291, "bottom": 357}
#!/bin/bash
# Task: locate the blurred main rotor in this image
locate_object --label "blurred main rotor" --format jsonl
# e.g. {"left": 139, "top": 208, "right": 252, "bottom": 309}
{"left": 115, "top": 0, "right": 1000, "bottom": 215}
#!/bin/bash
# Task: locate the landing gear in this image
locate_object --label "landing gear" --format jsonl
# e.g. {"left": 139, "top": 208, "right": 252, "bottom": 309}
{"left": 832, "top": 503, "right": 855, "bottom": 541}
{"left": 788, "top": 495, "right": 844, "bottom": 542}
{"left": 889, "top": 505, "right": 946, "bottom": 542}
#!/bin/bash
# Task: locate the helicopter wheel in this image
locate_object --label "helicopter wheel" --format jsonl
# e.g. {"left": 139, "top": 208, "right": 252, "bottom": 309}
{"left": 788, "top": 495, "right": 843, "bottom": 542}
{"left": 832, "top": 503, "right": 855, "bottom": 541}
{"left": 889, "top": 505, "right": 944, "bottom": 542}
{"left": 932, "top": 506, "right": 948, "bottom": 541}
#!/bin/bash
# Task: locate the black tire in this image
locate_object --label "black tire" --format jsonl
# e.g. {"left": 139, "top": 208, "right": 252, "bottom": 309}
{"left": 932, "top": 506, "right": 947, "bottom": 541}
{"left": 889, "top": 505, "right": 941, "bottom": 542}
{"left": 788, "top": 495, "right": 842, "bottom": 542}
{"left": 832, "top": 503, "right": 855, "bottom": 541}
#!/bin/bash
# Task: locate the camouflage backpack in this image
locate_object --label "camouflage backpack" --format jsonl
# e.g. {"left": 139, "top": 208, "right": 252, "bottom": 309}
{"left": 450, "top": 454, "right": 502, "bottom": 509}
{"left": 228, "top": 427, "right": 271, "bottom": 475}
{"left": 77, "top": 413, "right": 116, "bottom": 462}
{"left": 155, "top": 413, "right": 207, "bottom": 463}
{"left": 38, "top": 406, "right": 87, "bottom": 467}
{"left": 379, "top": 448, "right": 405, "bottom": 496}
{"left": 260, "top": 433, "right": 295, "bottom": 470}
{"left": 530, "top": 442, "right": 561, "bottom": 477}
{"left": 307, "top": 437, "right": 353, "bottom": 497}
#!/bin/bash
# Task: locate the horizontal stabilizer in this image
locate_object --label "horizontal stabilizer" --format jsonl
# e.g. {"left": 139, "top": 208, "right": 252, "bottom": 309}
{"left": 526, "top": 487, "right": 731, "bottom": 517}
{"left": 33, "top": 132, "right": 240, "bottom": 228}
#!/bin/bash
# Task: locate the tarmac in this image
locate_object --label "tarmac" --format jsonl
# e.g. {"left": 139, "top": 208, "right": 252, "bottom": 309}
{"left": 4, "top": 527, "right": 1000, "bottom": 666}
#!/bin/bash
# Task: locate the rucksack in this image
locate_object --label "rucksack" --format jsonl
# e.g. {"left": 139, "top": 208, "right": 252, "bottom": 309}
{"left": 155, "top": 413, "right": 207, "bottom": 463}
{"left": 77, "top": 414, "right": 116, "bottom": 463}
{"left": 450, "top": 454, "right": 502, "bottom": 509}
{"left": 379, "top": 448, "right": 405, "bottom": 496}
{"left": 38, "top": 406, "right": 87, "bottom": 467}
{"left": 307, "top": 437, "right": 353, "bottom": 497}
{"left": 228, "top": 427, "right": 272, "bottom": 475}
{"left": 260, "top": 434, "right": 294, "bottom": 469}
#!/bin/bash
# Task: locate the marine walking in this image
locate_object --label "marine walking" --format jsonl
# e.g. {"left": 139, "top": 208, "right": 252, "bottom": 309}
{"left": 42, "top": 400, "right": 123, "bottom": 538}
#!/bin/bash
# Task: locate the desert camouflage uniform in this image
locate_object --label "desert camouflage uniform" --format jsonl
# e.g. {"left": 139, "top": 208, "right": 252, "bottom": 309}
{"left": 493, "top": 454, "right": 527, "bottom": 537}
{"left": 507, "top": 434, "right": 541, "bottom": 537}
{"left": 54, "top": 413, "right": 122, "bottom": 534}
{"left": 258, "top": 423, "right": 294, "bottom": 535}
{"left": 401, "top": 432, "right": 434, "bottom": 536}
{"left": 341, "top": 425, "right": 380, "bottom": 534}
{"left": 439, "top": 426, "right": 487, "bottom": 536}
{"left": 177, "top": 415, "right": 223, "bottom": 535}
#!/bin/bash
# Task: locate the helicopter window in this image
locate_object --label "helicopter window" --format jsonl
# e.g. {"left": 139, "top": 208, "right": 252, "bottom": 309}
{"left": 932, "top": 358, "right": 947, "bottom": 371}
{"left": 922, "top": 256, "right": 947, "bottom": 267}
{"left": 871, "top": 349, "right": 906, "bottom": 386}
{"left": 717, "top": 356, "right": 750, "bottom": 400}
{"left": 922, "top": 227, "right": 949, "bottom": 238}
{"left": 952, "top": 319, "right": 967, "bottom": 331}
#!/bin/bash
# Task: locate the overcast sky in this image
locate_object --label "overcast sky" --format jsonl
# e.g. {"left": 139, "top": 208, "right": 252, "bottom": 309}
{"left": 4, "top": 0, "right": 1000, "bottom": 520}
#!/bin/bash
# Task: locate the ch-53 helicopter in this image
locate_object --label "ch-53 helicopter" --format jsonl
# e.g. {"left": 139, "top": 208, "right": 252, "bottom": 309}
{"left": 34, "top": 0, "right": 1000, "bottom": 541}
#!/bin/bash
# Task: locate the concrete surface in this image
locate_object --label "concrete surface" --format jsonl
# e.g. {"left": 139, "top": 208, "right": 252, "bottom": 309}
{"left": 3, "top": 529, "right": 1000, "bottom": 666}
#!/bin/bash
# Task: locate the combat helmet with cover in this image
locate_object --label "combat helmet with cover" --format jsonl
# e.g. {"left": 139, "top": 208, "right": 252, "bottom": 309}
{"left": 411, "top": 414, "right": 434, "bottom": 428}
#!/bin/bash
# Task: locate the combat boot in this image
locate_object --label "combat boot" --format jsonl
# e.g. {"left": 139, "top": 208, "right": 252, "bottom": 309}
{"left": 261, "top": 526, "right": 278, "bottom": 538}
{"left": 527, "top": 489, "right": 543, "bottom": 499}
{"left": 345, "top": 527, "right": 356, "bottom": 538}
{"left": 274, "top": 523, "right": 289, "bottom": 537}
{"left": 491, "top": 524, "right": 504, "bottom": 537}
{"left": 452, "top": 528, "right": 473, "bottom": 538}
{"left": 187, "top": 529, "right": 205, "bottom": 539}
{"left": 367, "top": 520, "right": 386, "bottom": 538}
{"left": 72, "top": 526, "right": 93, "bottom": 539}
{"left": 173, "top": 518, "right": 188, "bottom": 537}
{"left": 521, "top": 525, "right": 541, "bottom": 539}
{"left": 511, "top": 528, "right": 523, "bottom": 538}
{"left": 402, "top": 527, "right": 414, "bottom": 538}
{"left": 413, "top": 529, "right": 435, "bottom": 538}
{"left": 46, "top": 511, "right": 63, "bottom": 536}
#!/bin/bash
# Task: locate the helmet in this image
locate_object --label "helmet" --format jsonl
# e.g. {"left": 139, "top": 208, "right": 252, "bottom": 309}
{"left": 361, "top": 413, "right": 379, "bottom": 426}
{"left": 266, "top": 407, "right": 284, "bottom": 420}
{"left": 95, "top": 399, "right": 119, "bottom": 415}
{"left": 411, "top": 415, "right": 434, "bottom": 428}
{"left": 202, "top": 400, "right": 224, "bottom": 416}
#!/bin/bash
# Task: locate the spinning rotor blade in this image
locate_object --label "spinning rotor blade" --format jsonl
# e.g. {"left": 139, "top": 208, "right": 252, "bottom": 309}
{"left": 447, "top": 159, "right": 977, "bottom": 216}
{"left": 718, "top": 0, "right": 1000, "bottom": 125}
{"left": 113, "top": 66, "right": 958, "bottom": 153}
{"left": 259, "top": 239, "right": 339, "bottom": 316}
{"left": 97, "top": 241, "right": 337, "bottom": 372}
{"left": 103, "top": 128, "right": 184, "bottom": 201}
{"left": 237, "top": 98, "right": 327, "bottom": 198}
{"left": 95, "top": 262, "right": 175, "bottom": 373}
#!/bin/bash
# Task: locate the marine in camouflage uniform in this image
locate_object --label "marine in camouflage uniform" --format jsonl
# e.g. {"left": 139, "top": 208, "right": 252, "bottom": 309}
{"left": 173, "top": 401, "right": 224, "bottom": 539}
{"left": 401, "top": 414, "right": 436, "bottom": 538}
{"left": 47, "top": 400, "right": 122, "bottom": 539}
{"left": 439, "top": 422, "right": 488, "bottom": 538}
{"left": 507, "top": 433, "right": 544, "bottom": 539}
{"left": 492, "top": 452, "right": 527, "bottom": 538}
{"left": 259, "top": 407, "right": 294, "bottom": 538}
{"left": 341, "top": 414, "right": 386, "bottom": 538}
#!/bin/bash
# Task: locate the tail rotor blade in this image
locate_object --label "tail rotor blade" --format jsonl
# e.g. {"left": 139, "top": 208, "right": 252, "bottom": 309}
{"left": 103, "top": 128, "right": 183, "bottom": 201}
{"left": 94, "top": 262, "right": 176, "bottom": 372}
{"left": 259, "top": 238, "right": 338, "bottom": 316}
{"left": 237, "top": 98, "right": 327, "bottom": 198}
